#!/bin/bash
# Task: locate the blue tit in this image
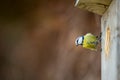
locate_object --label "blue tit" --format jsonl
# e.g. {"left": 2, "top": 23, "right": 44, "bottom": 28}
{"left": 75, "top": 33, "right": 99, "bottom": 51}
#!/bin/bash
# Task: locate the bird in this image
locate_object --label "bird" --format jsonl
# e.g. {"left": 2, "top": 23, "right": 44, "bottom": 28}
{"left": 75, "top": 33, "right": 101, "bottom": 51}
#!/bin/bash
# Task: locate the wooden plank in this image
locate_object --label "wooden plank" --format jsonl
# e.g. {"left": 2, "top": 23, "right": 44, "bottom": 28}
{"left": 75, "top": 0, "right": 112, "bottom": 15}
{"left": 101, "top": 0, "right": 120, "bottom": 80}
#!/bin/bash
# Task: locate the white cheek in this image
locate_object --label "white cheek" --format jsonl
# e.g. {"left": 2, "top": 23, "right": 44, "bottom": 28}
{"left": 78, "top": 38, "right": 83, "bottom": 44}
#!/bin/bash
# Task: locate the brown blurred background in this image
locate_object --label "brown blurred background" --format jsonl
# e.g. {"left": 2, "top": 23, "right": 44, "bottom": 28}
{"left": 0, "top": 0, "right": 101, "bottom": 80}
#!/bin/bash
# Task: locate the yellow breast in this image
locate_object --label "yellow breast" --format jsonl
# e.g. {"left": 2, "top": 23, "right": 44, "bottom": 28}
{"left": 82, "top": 33, "right": 98, "bottom": 50}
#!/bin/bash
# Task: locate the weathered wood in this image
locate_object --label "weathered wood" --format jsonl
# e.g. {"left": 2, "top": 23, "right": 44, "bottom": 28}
{"left": 101, "top": 0, "right": 120, "bottom": 80}
{"left": 75, "top": 0, "right": 112, "bottom": 15}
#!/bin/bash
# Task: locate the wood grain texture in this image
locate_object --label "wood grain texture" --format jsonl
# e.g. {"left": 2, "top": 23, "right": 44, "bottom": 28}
{"left": 101, "top": 0, "right": 120, "bottom": 80}
{"left": 75, "top": 0, "right": 112, "bottom": 15}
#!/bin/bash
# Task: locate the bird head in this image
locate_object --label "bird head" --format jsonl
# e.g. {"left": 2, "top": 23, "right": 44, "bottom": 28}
{"left": 75, "top": 36, "right": 84, "bottom": 46}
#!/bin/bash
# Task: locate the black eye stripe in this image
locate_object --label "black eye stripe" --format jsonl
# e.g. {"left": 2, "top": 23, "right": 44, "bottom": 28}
{"left": 77, "top": 39, "right": 79, "bottom": 44}
{"left": 81, "top": 36, "right": 84, "bottom": 45}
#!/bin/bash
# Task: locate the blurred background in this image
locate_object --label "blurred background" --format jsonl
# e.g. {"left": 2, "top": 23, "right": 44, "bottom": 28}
{"left": 0, "top": 0, "right": 101, "bottom": 80}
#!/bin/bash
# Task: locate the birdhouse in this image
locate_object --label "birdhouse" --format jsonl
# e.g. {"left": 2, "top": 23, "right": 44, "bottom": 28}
{"left": 101, "top": 0, "right": 120, "bottom": 80}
